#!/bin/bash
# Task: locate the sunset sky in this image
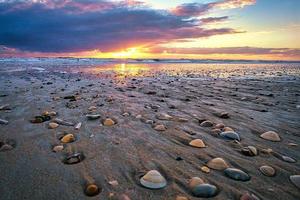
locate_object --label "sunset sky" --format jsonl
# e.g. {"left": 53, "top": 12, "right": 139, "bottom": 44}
{"left": 0, "top": 0, "right": 299, "bottom": 60}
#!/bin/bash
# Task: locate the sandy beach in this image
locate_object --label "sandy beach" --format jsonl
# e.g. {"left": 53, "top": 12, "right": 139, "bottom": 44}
{"left": 0, "top": 59, "right": 300, "bottom": 200}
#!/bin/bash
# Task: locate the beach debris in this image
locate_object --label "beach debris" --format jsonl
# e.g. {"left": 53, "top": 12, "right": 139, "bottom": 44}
{"left": 189, "top": 139, "right": 206, "bottom": 148}
{"left": 64, "top": 95, "right": 77, "bottom": 101}
{"left": 259, "top": 165, "right": 276, "bottom": 177}
{"left": 48, "top": 122, "right": 59, "bottom": 129}
{"left": 74, "top": 122, "right": 82, "bottom": 130}
{"left": 191, "top": 183, "right": 218, "bottom": 198}
{"left": 60, "top": 133, "right": 75, "bottom": 143}
{"left": 140, "top": 170, "right": 167, "bottom": 189}
{"left": 189, "top": 177, "right": 204, "bottom": 188}
{"left": 290, "top": 175, "right": 300, "bottom": 189}
{"left": 207, "top": 158, "right": 229, "bottom": 170}
{"left": 260, "top": 131, "right": 281, "bottom": 142}
{"left": 86, "top": 114, "right": 100, "bottom": 120}
{"left": 240, "top": 192, "right": 260, "bottom": 200}
{"left": 220, "top": 131, "right": 241, "bottom": 141}
{"left": 153, "top": 124, "right": 166, "bottom": 131}
{"left": 103, "top": 118, "right": 115, "bottom": 126}
{"left": 52, "top": 145, "right": 64, "bottom": 152}
{"left": 200, "top": 120, "right": 213, "bottom": 127}
{"left": 53, "top": 118, "right": 75, "bottom": 126}
{"left": 224, "top": 168, "right": 251, "bottom": 181}
{"left": 85, "top": 183, "right": 101, "bottom": 196}
{"left": 63, "top": 152, "right": 85, "bottom": 164}
{"left": 0, "top": 118, "right": 8, "bottom": 125}
{"left": 201, "top": 166, "right": 210, "bottom": 173}
{"left": 156, "top": 113, "right": 172, "bottom": 120}
{"left": 241, "top": 146, "right": 258, "bottom": 156}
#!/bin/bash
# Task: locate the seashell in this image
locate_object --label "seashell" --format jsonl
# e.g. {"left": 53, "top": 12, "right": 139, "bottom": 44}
{"left": 0, "top": 118, "right": 9, "bottom": 125}
{"left": 200, "top": 120, "right": 213, "bottom": 127}
{"left": 60, "top": 134, "right": 75, "bottom": 143}
{"left": 220, "top": 131, "right": 241, "bottom": 141}
{"left": 85, "top": 184, "right": 101, "bottom": 196}
{"left": 63, "top": 152, "right": 85, "bottom": 164}
{"left": 260, "top": 131, "right": 281, "bottom": 142}
{"left": 48, "top": 122, "right": 59, "bottom": 129}
{"left": 0, "top": 144, "right": 13, "bottom": 151}
{"left": 189, "top": 139, "right": 206, "bottom": 148}
{"left": 53, "top": 118, "right": 75, "bottom": 126}
{"left": 290, "top": 175, "right": 300, "bottom": 189}
{"left": 201, "top": 166, "right": 210, "bottom": 173}
{"left": 259, "top": 165, "right": 276, "bottom": 177}
{"left": 191, "top": 183, "right": 218, "bottom": 198}
{"left": 74, "top": 122, "right": 82, "bottom": 130}
{"left": 52, "top": 145, "right": 64, "bottom": 152}
{"left": 241, "top": 146, "right": 258, "bottom": 156}
{"left": 103, "top": 118, "right": 115, "bottom": 126}
{"left": 207, "top": 158, "right": 229, "bottom": 170}
{"left": 281, "top": 155, "right": 296, "bottom": 163}
{"left": 224, "top": 168, "right": 250, "bottom": 181}
{"left": 140, "top": 170, "right": 167, "bottom": 189}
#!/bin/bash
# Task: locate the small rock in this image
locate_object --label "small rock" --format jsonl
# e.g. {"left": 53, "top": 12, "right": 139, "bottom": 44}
{"left": 207, "top": 158, "right": 229, "bottom": 170}
{"left": 287, "top": 142, "right": 297, "bottom": 146}
{"left": 224, "top": 168, "right": 250, "bottom": 181}
{"left": 0, "top": 118, "right": 8, "bottom": 125}
{"left": 52, "top": 145, "right": 64, "bottom": 152}
{"left": 140, "top": 170, "right": 167, "bottom": 189}
{"left": 200, "top": 120, "right": 213, "bottom": 127}
{"left": 156, "top": 113, "right": 172, "bottom": 120}
{"left": 63, "top": 152, "right": 85, "bottom": 164}
{"left": 191, "top": 183, "right": 218, "bottom": 198}
{"left": 103, "top": 118, "right": 115, "bottom": 126}
{"left": 215, "top": 123, "right": 225, "bottom": 129}
{"left": 48, "top": 122, "right": 59, "bottom": 129}
{"left": 189, "top": 177, "right": 204, "bottom": 188}
{"left": 290, "top": 175, "right": 300, "bottom": 189}
{"left": 0, "top": 144, "right": 13, "bottom": 151}
{"left": 85, "top": 184, "right": 101, "bottom": 196}
{"left": 53, "top": 118, "right": 75, "bottom": 126}
{"left": 240, "top": 192, "right": 260, "bottom": 200}
{"left": 189, "top": 139, "right": 206, "bottom": 148}
{"left": 259, "top": 165, "right": 276, "bottom": 177}
{"left": 60, "top": 134, "right": 75, "bottom": 143}
{"left": 281, "top": 155, "right": 296, "bottom": 163}
{"left": 88, "top": 106, "right": 97, "bottom": 111}
{"left": 223, "top": 127, "right": 234, "bottom": 132}
{"left": 153, "top": 124, "right": 166, "bottom": 131}
{"left": 220, "top": 131, "right": 241, "bottom": 141}
{"left": 201, "top": 166, "right": 210, "bottom": 173}
{"left": 74, "top": 122, "right": 82, "bottom": 130}
{"left": 86, "top": 114, "right": 101, "bottom": 120}
{"left": 260, "top": 131, "right": 281, "bottom": 142}
{"left": 109, "top": 180, "right": 119, "bottom": 186}
{"left": 176, "top": 196, "right": 189, "bottom": 200}
{"left": 241, "top": 146, "right": 258, "bottom": 156}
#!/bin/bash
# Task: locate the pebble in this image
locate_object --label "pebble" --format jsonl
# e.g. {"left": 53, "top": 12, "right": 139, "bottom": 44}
{"left": 189, "top": 139, "right": 206, "bottom": 148}
{"left": 215, "top": 123, "right": 225, "bottom": 129}
{"left": 191, "top": 183, "right": 218, "bottom": 198}
{"left": 53, "top": 118, "right": 75, "bottom": 126}
{"left": 153, "top": 124, "right": 166, "bottom": 131}
{"left": 63, "top": 152, "right": 85, "bottom": 164}
{"left": 290, "top": 175, "right": 300, "bottom": 189}
{"left": 103, "top": 118, "right": 115, "bottom": 126}
{"left": 86, "top": 114, "right": 101, "bottom": 120}
{"left": 216, "top": 112, "right": 229, "bottom": 119}
{"left": 259, "top": 165, "right": 276, "bottom": 177}
{"left": 140, "top": 170, "right": 167, "bottom": 189}
{"left": 88, "top": 106, "right": 97, "bottom": 111}
{"left": 0, "top": 143, "right": 13, "bottom": 151}
{"left": 109, "top": 180, "right": 119, "bottom": 186}
{"left": 189, "top": 177, "right": 204, "bottom": 188}
{"left": 201, "top": 166, "right": 210, "bottom": 173}
{"left": 220, "top": 131, "right": 241, "bottom": 141}
{"left": 0, "top": 104, "right": 11, "bottom": 110}
{"left": 85, "top": 184, "right": 101, "bottom": 196}
{"left": 52, "top": 145, "right": 64, "bottom": 152}
{"left": 223, "top": 127, "right": 234, "bottom": 132}
{"left": 156, "top": 113, "right": 173, "bottom": 120}
{"left": 281, "top": 155, "right": 296, "bottom": 163}
{"left": 260, "top": 131, "right": 281, "bottom": 142}
{"left": 207, "top": 158, "right": 229, "bottom": 170}
{"left": 48, "top": 122, "right": 59, "bottom": 129}
{"left": 241, "top": 146, "right": 258, "bottom": 156}
{"left": 60, "top": 134, "right": 75, "bottom": 143}
{"left": 200, "top": 120, "right": 213, "bottom": 127}
{"left": 176, "top": 196, "right": 189, "bottom": 200}
{"left": 240, "top": 192, "right": 260, "bottom": 200}
{"left": 224, "top": 168, "right": 251, "bottom": 181}
{"left": 0, "top": 118, "right": 9, "bottom": 125}
{"left": 287, "top": 142, "right": 297, "bottom": 146}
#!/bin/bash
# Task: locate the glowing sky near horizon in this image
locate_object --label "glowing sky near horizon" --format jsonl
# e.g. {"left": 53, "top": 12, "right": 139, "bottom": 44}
{"left": 0, "top": 0, "right": 299, "bottom": 60}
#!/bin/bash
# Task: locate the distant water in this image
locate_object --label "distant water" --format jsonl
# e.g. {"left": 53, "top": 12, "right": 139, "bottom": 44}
{"left": 0, "top": 58, "right": 299, "bottom": 78}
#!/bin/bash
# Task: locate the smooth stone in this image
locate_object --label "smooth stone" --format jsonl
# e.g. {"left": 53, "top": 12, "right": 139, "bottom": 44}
{"left": 191, "top": 183, "right": 218, "bottom": 198}
{"left": 211, "top": 129, "right": 221, "bottom": 136}
{"left": 103, "top": 118, "right": 115, "bottom": 126}
{"left": 223, "top": 127, "right": 234, "bottom": 132}
{"left": 189, "top": 139, "right": 206, "bottom": 148}
{"left": 201, "top": 166, "right": 210, "bottom": 173}
{"left": 189, "top": 177, "right": 204, "bottom": 188}
{"left": 290, "top": 175, "right": 300, "bottom": 189}
{"left": 88, "top": 106, "right": 97, "bottom": 111}
{"left": 259, "top": 165, "right": 276, "bottom": 177}
{"left": 240, "top": 192, "right": 260, "bottom": 200}
{"left": 0, "top": 119, "right": 9, "bottom": 125}
{"left": 153, "top": 124, "right": 166, "bottom": 131}
{"left": 281, "top": 155, "right": 296, "bottom": 163}
{"left": 54, "top": 118, "right": 75, "bottom": 126}
{"left": 86, "top": 114, "right": 101, "bottom": 120}
{"left": 60, "top": 134, "right": 75, "bottom": 143}
{"left": 200, "top": 120, "right": 213, "bottom": 127}
{"left": 176, "top": 196, "right": 189, "bottom": 200}
{"left": 140, "top": 170, "right": 167, "bottom": 189}
{"left": 85, "top": 184, "right": 101, "bottom": 196}
{"left": 0, "top": 144, "right": 13, "bottom": 151}
{"left": 52, "top": 145, "right": 64, "bottom": 152}
{"left": 241, "top": 146, "right": 258, "bottom": 156}
{"left": 215, "top": 123, "right": 225, "bottom": 129}
{"left": 156, "top": 113, "right": 173, "bottom": 120}
{"left": 220, "top": 131, "right": 241, "bottom": 141}
{"left": 260, "top": 131, "right": 281, "bottom": 142}
{"left": 63, "top": 152, "right": 85, "bottom": 164}
{"left": 224, "top": 168, "right": 250, "bottom": 181}
{"left": 207, "top": 158, "right": 229, "bottom": 170}
{"left": 48, "top": 122, "right": 59, "bottom": 129}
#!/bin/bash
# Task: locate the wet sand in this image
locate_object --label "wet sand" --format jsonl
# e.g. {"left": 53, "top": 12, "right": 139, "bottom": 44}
{"left": 0, "top": 62, "right": 300, "bottom": 200}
